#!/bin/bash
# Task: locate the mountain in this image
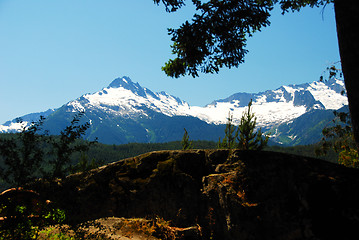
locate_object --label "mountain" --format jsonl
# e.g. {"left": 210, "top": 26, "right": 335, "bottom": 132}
{"left": 0, "top": 76, "right": 348, "bottom": 146}
{"left": 0, "top": 109, "right": 56, "bottom": 132}
{"left": 180, "top": 78, "right": 347, "bottom": 130}
{"left": 269, "top": 105, "right": 349, "bottom": 145}
{"left": 0, "top": 77, "right": 223, "bottom": 144}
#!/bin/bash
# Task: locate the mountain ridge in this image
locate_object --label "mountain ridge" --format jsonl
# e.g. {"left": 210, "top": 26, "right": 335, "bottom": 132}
{"left": 0, "top": 76, "right": 348, "bottom": 146}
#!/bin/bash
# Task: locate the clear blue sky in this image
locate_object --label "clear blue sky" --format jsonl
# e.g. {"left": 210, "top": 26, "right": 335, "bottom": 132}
{"left": 0, "top": 0, "right": 340, "bottom": 124}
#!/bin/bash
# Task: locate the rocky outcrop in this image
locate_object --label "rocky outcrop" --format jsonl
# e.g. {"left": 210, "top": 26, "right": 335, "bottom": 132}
{"left": 0, "top": 188, "right": 50, "bottom": 221}
{"left": 28, "top": 150, "right": 359, "bottom": 239}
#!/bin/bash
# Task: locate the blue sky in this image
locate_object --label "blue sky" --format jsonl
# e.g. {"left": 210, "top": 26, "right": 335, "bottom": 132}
{"left": 0, "top": 0, "right": 340, "bottom": 124}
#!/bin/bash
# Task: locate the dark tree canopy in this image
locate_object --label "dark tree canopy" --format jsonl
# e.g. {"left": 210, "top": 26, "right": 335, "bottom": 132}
{"left": 154, "top": 0, "right": 333, "bottom": 78}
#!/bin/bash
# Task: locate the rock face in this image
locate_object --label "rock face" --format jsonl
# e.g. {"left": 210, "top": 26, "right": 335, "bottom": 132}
{"left": 29, "top": 150, "right": 359, "bottom": 239}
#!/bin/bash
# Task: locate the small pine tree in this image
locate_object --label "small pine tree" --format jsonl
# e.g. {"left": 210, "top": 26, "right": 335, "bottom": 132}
{"left": 181, "top": 128, "right": 193, "bottom": 150}
{"left": 218, "top": 112, "right": 238, "bottom": 149}
{"left": 237, "top": 100, "right": 268, "bottom": 150}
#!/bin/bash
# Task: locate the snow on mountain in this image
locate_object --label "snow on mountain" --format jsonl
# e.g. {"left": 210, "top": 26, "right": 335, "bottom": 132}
{"left": 53, "top": 75, "right": 349, "bottom": 138}
{"left": 0, "top": 121, "right": 28, "bottom": 133}
{"left": 180, "top": 78, "right": 347, "bottom": 130}
{"left": 66, "top": 76, "right": 190, "bottom": 118}
{"left": 0, "top": 109, "right": 56, "bottom": 133}
{"left": 306, "top": 79, "right": 347, "bottom": 109}
{"left": 0, "top": 76, "right": 348, "bottom": 142}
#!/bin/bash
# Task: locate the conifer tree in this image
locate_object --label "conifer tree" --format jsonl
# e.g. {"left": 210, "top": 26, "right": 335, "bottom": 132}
{"left": 218, "top": 112, "right": 238, "bottom": 149}
{"left": 237, "top": 100, "right": 268, "bottom": 150}
{"left": 181, "top": 128, "right": 193, "bottom": 150}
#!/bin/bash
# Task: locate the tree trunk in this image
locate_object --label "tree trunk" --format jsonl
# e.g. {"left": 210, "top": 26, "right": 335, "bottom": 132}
{"left": 334, "top": 0, "right": 359, "bottom": 148}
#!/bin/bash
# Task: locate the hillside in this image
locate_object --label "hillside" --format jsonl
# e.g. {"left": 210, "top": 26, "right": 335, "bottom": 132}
{"left": 0, "top": 76, "right": 348, "bottom": 146}
{"left": 27, "top": 149, "right": 359, "bottom": 239}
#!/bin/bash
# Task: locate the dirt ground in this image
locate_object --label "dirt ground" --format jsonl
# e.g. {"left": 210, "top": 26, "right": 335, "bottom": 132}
{"left": 38, "top": 217, "right": 161, "bottom": 240}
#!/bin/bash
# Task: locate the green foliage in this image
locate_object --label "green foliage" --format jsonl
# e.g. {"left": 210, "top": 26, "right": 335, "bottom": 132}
{"left": 218, "top": 101, "right": 268, "bottom": 150}
{"left": 70, "top": 153, "right": 103, "bottom": 174}
{"left": 218, "top": 112, "right": 238, "bottom": 149}
{"left": 0, "top": 136, "right": 218, "bottom": 190}
{"left": 316, "top": 110, "right": 358, "bottom": 167}
{"left": 319, "top": 111, "right": 354, "bottom": 153}
{"left": 0, "top": 114, "right": 96, "bottom": 239}
{"left": 39, "top": 228, "right": 75, "bottom": 240}
{"left": 338, "top": 148, "right": 359, "bottom": 168}
{"left": 0, "top": 214, "right": 39, "bottom": 240}
{"left": 0, "top": 113, "right": 95, "bottom": 190}
{"left": 181, "top": 128, "right": 193, "bottom": 150}
{"left": 47, "top": 112, "right": 96, "bottom": 178}
{"left": 237, "top": 100, "right": 268, "bottom": 150}
{"left": 0, "top": 190, "right": 66, "bottom": 240}
{"left": 44, "top": 207, "right": 66, "bottom": 224}
{"left": 154, "top": 0, "right": 333, "bottom": 77}
{"left": 0, "top": 188, "right": 111, "bottom": 240}
{"left": 0, "top": 117, "right": 46, "bottom": 187}
{"left": 315, "top": 63, "right": 358, "bottom": 167}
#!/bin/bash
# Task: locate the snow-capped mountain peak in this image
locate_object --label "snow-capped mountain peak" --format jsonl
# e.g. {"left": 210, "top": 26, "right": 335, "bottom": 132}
{"left": 177, "top": 78, "right": 347, "bottom": 129}
{"left": 107, "top": 76, "right": 149, "bottom": 98}
{"left": 65, "top": 76, "right": 190, "bottom": 118}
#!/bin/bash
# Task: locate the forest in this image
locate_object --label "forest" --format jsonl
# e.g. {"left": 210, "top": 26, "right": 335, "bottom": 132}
{"left": 0, "top": 131, "right": 338, "bottom": 189}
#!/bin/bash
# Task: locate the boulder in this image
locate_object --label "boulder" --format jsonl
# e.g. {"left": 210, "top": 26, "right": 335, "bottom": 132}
{"left": 28, "top": 150, "right": 359, "bottom": 239}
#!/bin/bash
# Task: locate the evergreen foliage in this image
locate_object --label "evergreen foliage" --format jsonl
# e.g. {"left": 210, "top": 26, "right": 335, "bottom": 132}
{"left": 154, "top": 0, "right": 333, "bottom": 78}
{"left": 218, "top": 112, "right": 238, "bottom": 149}
{"left": 269, "top": 144, "right": 338, "bottom": 163}
{"left": 181, "top": 128, "right": 193, "bottom": 150}
{"left": 237, "top": 100, "right": 268, "bottom": 150}
{"left": 70, "top": 152, "right": 104, "bottom": 174}
{"left": 218, "top": 100, "right": 269, "bottom": 150}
